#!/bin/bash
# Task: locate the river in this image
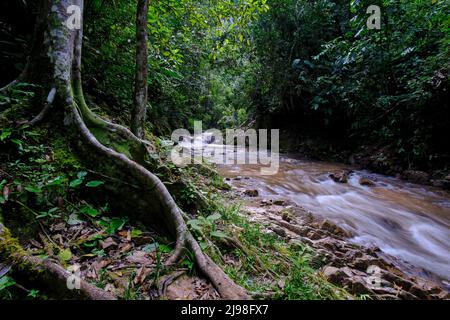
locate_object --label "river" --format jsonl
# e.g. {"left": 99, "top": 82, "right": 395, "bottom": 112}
{"left": 181, "top": 135, "right": 450, "bottom": 286}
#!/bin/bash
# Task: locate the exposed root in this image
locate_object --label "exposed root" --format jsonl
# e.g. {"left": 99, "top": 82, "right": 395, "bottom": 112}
{"left": 0, "top": 223, "right": 115, "bottom": 300}
{"left": 158, "top": 270, "right": 186, "bottom": 297}
{"left": 222, "top": 236, "right": 265, "bottom": 273}
{"left": 164, "top": 236, "right": 187, "bottom": 266}
{"left": 29, "top": 87, "right": 56, "bottom": 125}
{"left": 0, "top": 79, "right": 19, "bottom": 93}
{"left": 186, "top": 234, "right": 249, "bottom": 300}
{"left": 20, "top": 0, "right": 250, "bottom": 300}
{"left": 70, "top": 99, "right": 249, "bottom": 299}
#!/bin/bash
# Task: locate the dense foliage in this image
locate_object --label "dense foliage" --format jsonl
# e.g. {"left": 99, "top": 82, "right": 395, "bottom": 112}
{"left": 247, "top": 0, "right": 449, "bottom": 170}
{"left": 1, "top": 0, "right": 448, "bottom": 169}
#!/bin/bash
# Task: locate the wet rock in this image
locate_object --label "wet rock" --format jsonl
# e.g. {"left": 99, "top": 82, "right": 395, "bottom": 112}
{"left": 329, "top": 170, "right": 351, "bottom": 184}
{"left": 381, "top": 270, "right": 414, "bottom": 292}
{"left": 273, "top": 199, "right": 285, "bottom": 206}
{"left": 319, "top": 220, "right": 350, "bottom": 238}
{"left": 244, "top": 189, "right": 259, "bottom": 197}
{"left": 322, "top": 266, "right": 342, "bottom": 282}
{"left": 271, "top": 226, "right": 287, "bottom": 238}
{"left": 402, "top": 170, "right": 430, "bottom": 184}
{"left": 233, "top": 176, "right": 242, "bottom": 181}
{"left": 350, "top": 255, "right": 384, "bottom": 271}
{"left": 281, "top": 210, "right": 292, "bottom": 222}
{"left": 346, "top": 277, "right": 375, "bottom": 295}
{"left": 359, "top": 177, "right": 376, "bottom": 187}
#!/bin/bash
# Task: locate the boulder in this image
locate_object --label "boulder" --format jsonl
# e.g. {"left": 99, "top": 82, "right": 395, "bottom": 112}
{"left": 319, "top": 220, "right": 350, "bottom": 238}
{"left": 329, "top": 170, "right": 352, "bottom": 184}
{"left": 322, "top": 266, "right": 344, "bottom": 284}
{"left": 359, "top": 177, "right": 376, "bottom": 187}
{"left": 244, "top": 189, "right": 259, "bottom": 197}
{"left": 271, "top": 227, "right": 287, "bottom": 238}
{"left": 273, "top": 199, "right": 285, "bottom": 206}
{"left": 281, "top": 210, "right": 292, "bottom": 222}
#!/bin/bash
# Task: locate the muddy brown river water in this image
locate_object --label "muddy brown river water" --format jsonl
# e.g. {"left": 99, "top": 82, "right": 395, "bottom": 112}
{"left": 181, "top": 137, "right": 450, "bottom": 286}
{"left": 218, "top": 155, "right": 449, "bottom": 285}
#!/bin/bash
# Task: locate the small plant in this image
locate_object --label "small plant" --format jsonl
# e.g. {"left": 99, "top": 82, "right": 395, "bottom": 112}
{"left": 187, "top": 213, "right": 227, "bottom": 239}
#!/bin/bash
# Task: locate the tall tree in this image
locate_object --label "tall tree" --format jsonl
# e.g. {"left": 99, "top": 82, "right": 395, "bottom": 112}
{"left": 0, "top": 0, "right": 248, "bottom": 300}
{"left": 131, "top": 0, "right": 149, "bottom": 139}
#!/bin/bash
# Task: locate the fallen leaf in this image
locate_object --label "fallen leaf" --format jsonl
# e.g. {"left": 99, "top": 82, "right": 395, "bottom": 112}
{"left": 133, "top": 266, "right": 151, "bottom": 285}
{"left": 88, "top": 259, "right": 111, "bottom": 279}
{"left": 126, "top": 251, "right": 152, "bottom": 265}
{"left": 104, "top": 283, "right": 116, "bottom": 292}
{"left": 118, "top": 243, "right": 133, "bottom": 254}
{"left": 52, "top": 222, "right": 66, "bottom": 231}
{"left": 118, "top": 230, "right": 131, "bottom": 241}
{"left": 100, "top": 237, "right": 117, "bottom": 250}
{"left": 29, "top": 239, "right": 42, "bottom": 249}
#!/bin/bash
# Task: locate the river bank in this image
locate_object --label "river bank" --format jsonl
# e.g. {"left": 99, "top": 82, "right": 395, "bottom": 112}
{"left": 221, "top": 185, "right": 448, "bottom": 300}
{"left": 218, "top": 155, "right": 450, "bottom": 299}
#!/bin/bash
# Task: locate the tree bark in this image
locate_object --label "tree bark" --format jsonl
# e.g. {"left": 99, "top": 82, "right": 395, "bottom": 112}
{"left": 131, "top": 0, "right": 149, "bottom": 139}
{"left": 4, "top": 0, "right": 249, "bottom": 300}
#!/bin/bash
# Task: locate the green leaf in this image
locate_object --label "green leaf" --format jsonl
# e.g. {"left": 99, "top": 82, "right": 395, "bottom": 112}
{"left": 58, "top": 248, "right": 72, "bottom": 262}
{"left": 91, "top": 249, "right": 106, "bottom": 257}
{"left": 187, "top": 219, "right": 203, "bottom": 231}
{"left": 162, "top": 68, "right": 183, "bottom": 80}
{"left": 11, "top": 139, "right": 23, "bottom": 151}
{"left": 80, "top": 205, "right": 101, "bottom": 217}
{"left": 77, "top": 171, "right": 88, "bottom": 179}
{"left": 131, "top": 229, "right": 143, "bottom": 238}
{"left": 159, "top": 244, "right": 173, "bottom": 253}
{"left": 206, "top": 213, "right": 221, "bottom": 222}
{"left": 86, "top": 180, "right": 104, "bottom": 188}
{"left": 27, "top": 289, "right": 40, "bottom": 298}
{"left": 210, "top": 230, "right": 227, "bottom": 238}
{"left": 105, "top": 217, "right": 127, "bottom": 234}
{"left": 25, "top": 186, "right": 41, "bottom": 193}
{"left": 0, "top": 276, "right": 16, "bottom": 291}
{"left": 46, "top": 176, "right": 67, "bottom": 186}
{"left": 0, "top": 129, "right": 12, "bottom": 141}
{"left": 69, "top": 178, "right": 83, "bottom": 188}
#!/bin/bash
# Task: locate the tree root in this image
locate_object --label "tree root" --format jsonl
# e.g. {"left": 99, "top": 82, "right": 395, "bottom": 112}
{"left": 70, "top": 94, "right": 249, "bottom": 299}
{"left": 158, "top": 270, "right": 186, "bottom": 297}
{"left": 0, "top": 79, "right": 19, "bottom": 93}
{"left": 29, "top": 87, "right": 56, "bottom": 125}
{"left": 0, "top": 223, "right": 115, "bottom": 300}
{"left": 21, "top": 0, "right": 249, "bottom": 300}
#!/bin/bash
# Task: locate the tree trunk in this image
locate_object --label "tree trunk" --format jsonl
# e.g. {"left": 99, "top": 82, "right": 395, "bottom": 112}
{"left": 131, "top": 0, "right": 149, "bottom": 139}
{"left": 3, "top": 0, "right": 249, "bottom": 300}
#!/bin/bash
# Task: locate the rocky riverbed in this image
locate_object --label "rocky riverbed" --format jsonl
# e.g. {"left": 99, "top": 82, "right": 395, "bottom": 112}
{"left": 234, "top": 195, "right": 449, "bottom": 300}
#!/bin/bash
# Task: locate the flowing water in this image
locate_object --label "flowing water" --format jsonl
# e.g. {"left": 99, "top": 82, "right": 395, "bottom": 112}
{"left": 181, "top": 136, "right": 450, "bottom": 284}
